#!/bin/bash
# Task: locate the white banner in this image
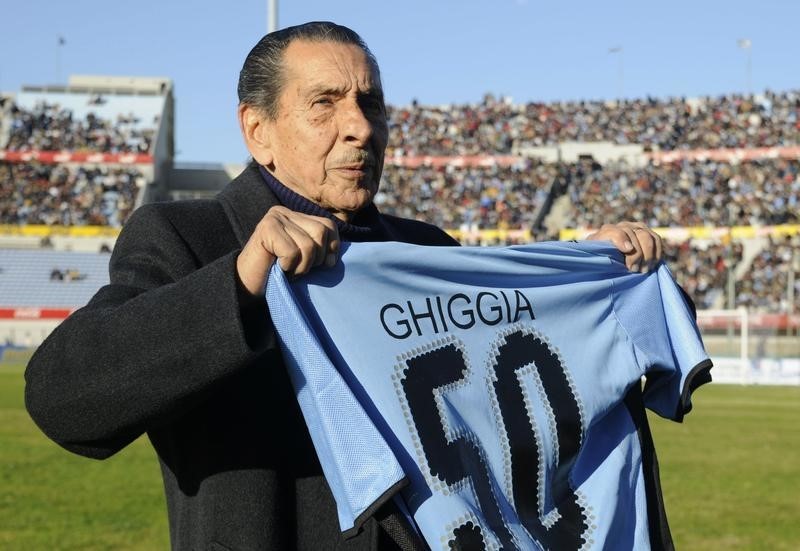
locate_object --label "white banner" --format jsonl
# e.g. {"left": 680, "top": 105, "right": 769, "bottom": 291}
{"left": 709, "top": 357, "right": 800, "bottom": 385}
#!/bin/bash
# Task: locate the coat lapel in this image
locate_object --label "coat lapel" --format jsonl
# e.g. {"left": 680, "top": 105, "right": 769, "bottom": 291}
{"left": 217, "top": 161, "right": 281, "bottom": 248}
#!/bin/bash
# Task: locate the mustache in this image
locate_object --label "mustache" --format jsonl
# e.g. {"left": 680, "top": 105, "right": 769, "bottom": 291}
{"left": 332, "top": 150, "right": 377, "bottom": 167}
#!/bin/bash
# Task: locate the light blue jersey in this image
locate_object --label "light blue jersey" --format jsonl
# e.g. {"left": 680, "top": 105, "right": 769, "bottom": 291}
{"left": 266, "top": 241, "right": 711, "bottom": 550}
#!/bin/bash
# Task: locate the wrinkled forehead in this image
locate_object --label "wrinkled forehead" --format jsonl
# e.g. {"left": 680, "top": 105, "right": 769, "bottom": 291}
{"left": 281, "top": 39, "right": 383, "bottom": 95}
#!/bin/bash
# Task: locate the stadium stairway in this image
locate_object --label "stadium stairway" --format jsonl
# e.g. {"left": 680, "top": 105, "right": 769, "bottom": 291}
{"left": 541, "top": 194, "right": 573, "bottom": 238}
{"left": 0, "top": 93, "right": 12, "bottom": 148}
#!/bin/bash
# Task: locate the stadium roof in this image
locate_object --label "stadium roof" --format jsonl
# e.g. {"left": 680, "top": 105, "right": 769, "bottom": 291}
{"left": 21, "top": 75, "right": 172, "bottom": 96}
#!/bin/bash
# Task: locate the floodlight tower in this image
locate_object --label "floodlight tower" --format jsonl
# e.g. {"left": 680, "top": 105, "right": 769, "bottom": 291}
{"left": 608, "top": 47, "right": 624, "bottom": 99}
{"left": 737, "top": 39, "right": 752, "bottom": 95}
{"left": 268, "top": 0, "right": 279, "bottom": 33}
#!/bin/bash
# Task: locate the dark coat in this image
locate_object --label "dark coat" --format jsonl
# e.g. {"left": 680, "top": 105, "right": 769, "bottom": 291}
{"left": 25, "top": 163, "right": 457, "bottom": 550}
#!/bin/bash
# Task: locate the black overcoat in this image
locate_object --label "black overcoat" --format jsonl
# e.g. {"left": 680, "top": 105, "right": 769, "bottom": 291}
{"left": 25, "top": 162, "right": 456, "bottom": 550}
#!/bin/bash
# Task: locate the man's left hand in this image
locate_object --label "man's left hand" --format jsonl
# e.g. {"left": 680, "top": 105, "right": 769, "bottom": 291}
{"left": 586, "top": 222, "right": 663, "bottom": 273}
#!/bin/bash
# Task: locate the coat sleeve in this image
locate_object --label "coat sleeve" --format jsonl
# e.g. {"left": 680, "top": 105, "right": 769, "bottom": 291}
{"left": 24, "top": 203, "right": 275, "bottom": 459}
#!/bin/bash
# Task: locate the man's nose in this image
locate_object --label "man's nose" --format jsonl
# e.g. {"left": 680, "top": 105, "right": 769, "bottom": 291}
{"left": 339, "top": 100, "right": 373, "bottom": 146}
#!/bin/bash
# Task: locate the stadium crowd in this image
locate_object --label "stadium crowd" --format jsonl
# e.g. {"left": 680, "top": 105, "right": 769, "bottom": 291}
{"left": 376, "top": 158, "right": 800, "bottom": 232}
{"left": 0, "top": 162, "right": 144, "bottom": 227}
{"left": 386, "top": 89, "right": 800, "bottom": 156}
{"left": 2, "top": 101, "right": 155, "bottom": 154}
{"left": 736, "top": 234, "right": 800, "bottom": 313}
{"left": 567, "top": 158, "right": 800, "bottom": 229}
{"left": 377, "top": 159, "right": 554, "bottom": 232}
{"left": 377, "top": 152, "right": 800, "bottom": 310}
{"left": 2, "top": 88, "right": 799, "bottom": 313}
{"left": 664, "top": 238, "right": 743, "bottom": 310}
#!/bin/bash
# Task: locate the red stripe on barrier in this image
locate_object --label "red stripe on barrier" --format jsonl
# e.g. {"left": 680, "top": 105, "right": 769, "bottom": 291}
{"left": 385, "top": 155, "right": 523, "bottom": 168}
{"left": 647, "top": 146, "right": 800, "bottom": 163}
{"left": 697, "top": 313, "right": 800, "bottom": 331}
{"left": 0, "top": 150, "right": 153, "bottom": 165}
{"left": 384, "top": 146, "right": 800, "bottom": 167}
{"left": 0, "top": 308, "right": 74, "bottom": 320}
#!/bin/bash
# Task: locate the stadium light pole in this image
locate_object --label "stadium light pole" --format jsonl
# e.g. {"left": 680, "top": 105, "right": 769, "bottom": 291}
{"left": 268, "top": 0, "right": 278, "bottom": 33}
{"left": 737, "top": 38, "right": 752, "bottom": 95}
{"left": 56, "top": 36, "right": 66, "bottom": 85}
{"left": 608, "top": 47, "right": 624, "bottom": 99}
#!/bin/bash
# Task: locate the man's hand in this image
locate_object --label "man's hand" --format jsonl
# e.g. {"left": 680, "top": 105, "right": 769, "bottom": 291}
{"left": 236, "top": 206, "right": 340, "bottom": 296}
{"left": 587, "top": 222, "right": 663, "bottom": 273}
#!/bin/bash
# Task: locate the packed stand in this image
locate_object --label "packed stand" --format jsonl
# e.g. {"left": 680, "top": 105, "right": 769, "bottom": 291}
{"left": 3, "top": 100, "right": 155, "bottom": 154}
{"left": 386, "top": 90, "right": 800, "bottom": 156}
{"left": 378, "top": 155, "right": 800, "bottom": 234}
{"left": 664, "top": 238, "right": 743, "bottom": 310}
{"left": 736, "top": 234, "right": 800, "bottom": 313}
{"left": 0, "top": 161, "right": 145, "bottom": 226}
{"left": 377, "top": 159, "right": 555, "bottom": 233}
{"left": 566, "top": 158, "right": 800, "bottom": 229}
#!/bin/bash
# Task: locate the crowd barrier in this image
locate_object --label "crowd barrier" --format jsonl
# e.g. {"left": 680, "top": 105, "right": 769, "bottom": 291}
{"left": 0, "top": 225, "right": 121, "bottom": 238}
{"left": 559, "top": 225, "right": 800, "bottom": 241}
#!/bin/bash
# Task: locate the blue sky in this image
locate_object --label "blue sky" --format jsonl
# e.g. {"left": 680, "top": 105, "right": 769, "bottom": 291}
{"left": 1, "top": 0, "right": 798, "bottom": 163}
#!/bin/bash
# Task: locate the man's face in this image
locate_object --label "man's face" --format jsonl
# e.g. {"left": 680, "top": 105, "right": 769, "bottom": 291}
{"left": 261, "top": 39, "right": 388, "bottom": 220}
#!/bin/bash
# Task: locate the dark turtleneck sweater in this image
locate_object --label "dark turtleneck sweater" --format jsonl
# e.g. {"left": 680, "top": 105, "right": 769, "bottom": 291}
{"left": 259, "top": 165, "right": 387, "bottom": 242}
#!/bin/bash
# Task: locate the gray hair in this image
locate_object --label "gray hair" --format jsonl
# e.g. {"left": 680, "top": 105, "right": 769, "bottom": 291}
{"left": 237, "top": 21, "right": 381, "bottom": 119}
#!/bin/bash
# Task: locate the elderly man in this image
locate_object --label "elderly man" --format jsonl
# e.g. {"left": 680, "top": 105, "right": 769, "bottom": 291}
{"left": 25, "top": 22, "right": 662, "bottom": 550}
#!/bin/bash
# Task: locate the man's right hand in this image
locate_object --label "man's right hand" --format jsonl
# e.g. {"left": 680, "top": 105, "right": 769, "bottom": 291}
{"left": 236, "top": 206, "right": 340, "bottom": 296}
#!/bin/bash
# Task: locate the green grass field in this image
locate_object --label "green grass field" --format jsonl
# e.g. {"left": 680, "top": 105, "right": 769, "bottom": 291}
{"left": 650, "top": 383, "right": 800, "bottom": 550}
{"left": 1, "top": 355, "right": 798, "bottom": 550}
{"left": 0, "top": 356, "right": 168, "bottom": 550}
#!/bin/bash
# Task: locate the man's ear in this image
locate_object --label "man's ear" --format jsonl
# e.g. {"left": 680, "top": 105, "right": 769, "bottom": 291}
{"left": 238, "top": 103, "right": 274, "bottom": 166}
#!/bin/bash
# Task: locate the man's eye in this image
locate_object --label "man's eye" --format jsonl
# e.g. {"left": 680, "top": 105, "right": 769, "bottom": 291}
{"left": 313, "top": 97, "right": 333, "bottom": 106}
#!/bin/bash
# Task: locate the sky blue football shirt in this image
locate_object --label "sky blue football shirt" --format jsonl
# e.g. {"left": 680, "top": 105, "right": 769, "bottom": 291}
{"left": 266, "top": 241, "right": 711, "bottom": 550}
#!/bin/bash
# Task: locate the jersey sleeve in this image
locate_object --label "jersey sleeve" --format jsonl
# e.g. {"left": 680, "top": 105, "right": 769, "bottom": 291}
{"left": 265, "top": 264, "right": 407, "bottom": 536}
{"left": 611, "top": 264, "right": 713, "bottom": 422}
